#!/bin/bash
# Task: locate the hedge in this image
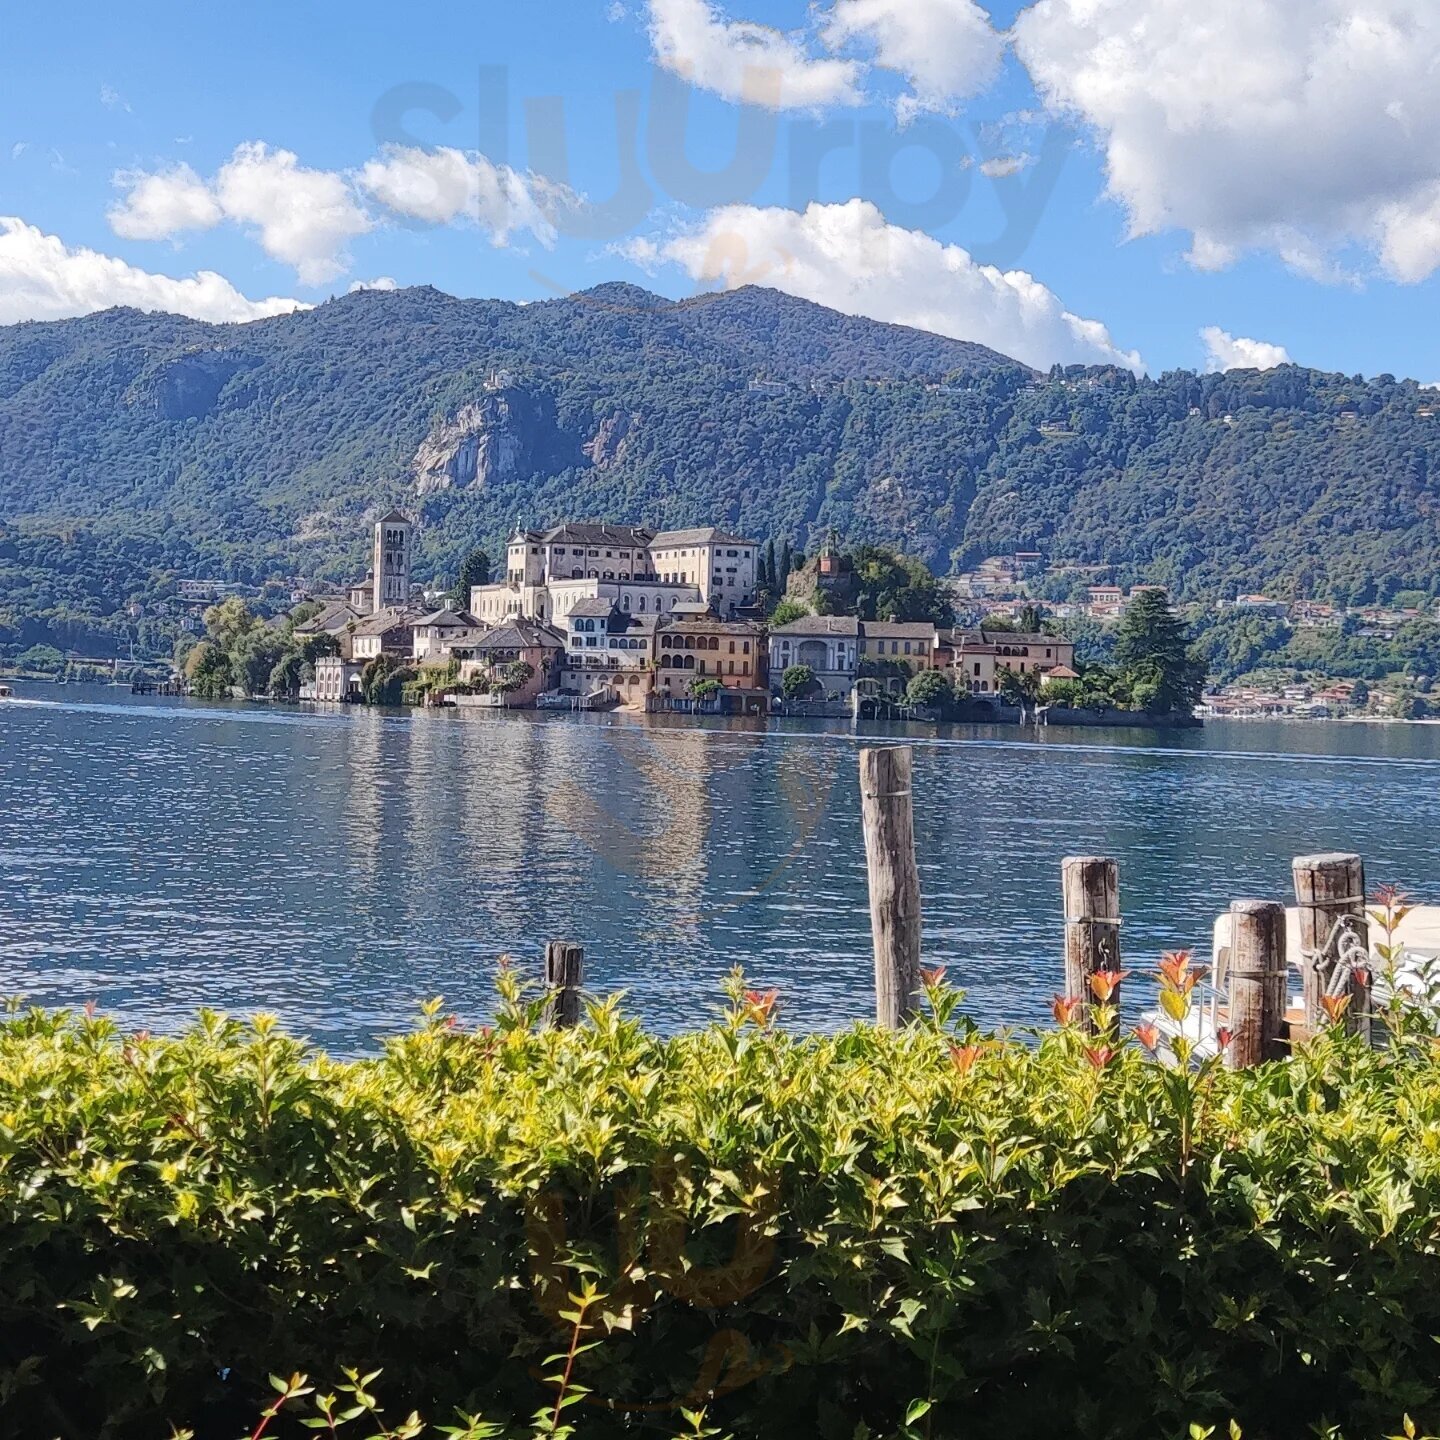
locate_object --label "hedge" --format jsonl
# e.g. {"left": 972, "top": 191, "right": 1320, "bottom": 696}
{"left": 5, "top": 970, "right": 1440, "bottom": 1439}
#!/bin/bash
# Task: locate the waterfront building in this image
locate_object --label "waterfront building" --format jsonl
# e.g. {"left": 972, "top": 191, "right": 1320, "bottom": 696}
{"left": 949, "top": 630, "right": 1078, "bottom": 695}
{"left": 458, "top": 618, "right": 565, "bottom": 705}
{"left": 654, "top": 615, "right": 767, "bottom": 706}
{"left": 562, "top": 599, "right": 659, "bottom": 704}
{"left": 768, "top": 615, "right": 861, "bottom": 696}
{"left": 411, "top": 608, "right": 484, "bottom": 661}
{"left": 349, "top": 607, "right": 421, "bottom": 662}
{"left": 313, "top": 655, "right": 365, "bottom": 703}
{"left": 858, "top": 622, "right": 941, "bottom": 687}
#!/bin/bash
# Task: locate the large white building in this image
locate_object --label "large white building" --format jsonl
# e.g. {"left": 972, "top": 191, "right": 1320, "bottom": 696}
{"left": 471, "top": 522, "right": 759, "bottom": 625}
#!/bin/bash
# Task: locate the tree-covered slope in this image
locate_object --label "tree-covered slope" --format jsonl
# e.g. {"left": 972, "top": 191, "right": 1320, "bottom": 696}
{"left": 1, "top": 282, "right": 1439, "bottom": 655}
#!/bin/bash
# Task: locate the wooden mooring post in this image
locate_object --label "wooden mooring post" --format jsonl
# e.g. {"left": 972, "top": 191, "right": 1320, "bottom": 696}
{"left": 1226, "top": 900, "right": 1288, "bottom": 1068}
{"left": 859, "top": 746, "right": 922, "bottom": 1028}
{"left": 1061, "top": 857, "right": 1121, "bottom": 1033}
{"left": 1293, "top": 853, "right": 1370, "bottom": 1040}
{"left": 543, "top": 941, "right": 584, "bottom": 1029}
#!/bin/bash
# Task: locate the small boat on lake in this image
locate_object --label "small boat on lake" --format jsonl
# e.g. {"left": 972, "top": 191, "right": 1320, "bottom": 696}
{"left": 0, "top": 684, "right": 12, "bottom": 699}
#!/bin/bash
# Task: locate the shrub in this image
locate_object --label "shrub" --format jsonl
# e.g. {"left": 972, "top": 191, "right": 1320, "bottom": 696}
{"left": 779, "top": 664, "right": 817, "bottom": 700}
{"left": 904, "top": 668, "right": 952, "bottom": 708}
{"left": 7, "top": 978, "right": 1440, "bottom": 1439}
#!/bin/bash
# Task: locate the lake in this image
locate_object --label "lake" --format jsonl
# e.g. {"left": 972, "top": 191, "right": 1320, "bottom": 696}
{"left": 4, "top": 683, "right": 1440, "bottom": 1052}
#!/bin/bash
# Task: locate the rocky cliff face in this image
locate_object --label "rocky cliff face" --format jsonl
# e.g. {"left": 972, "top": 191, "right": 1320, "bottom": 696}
{"left": 411, "top": 389, "right": 558, "bottom": 495}
{"left": 584, "top": 409, "right": 640, "bottom": 470}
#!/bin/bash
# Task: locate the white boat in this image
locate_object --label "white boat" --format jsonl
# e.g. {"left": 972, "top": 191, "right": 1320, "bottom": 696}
{"left": 0, "top": 683, "right": 12, "bottom": 699}
{"left": 1143, "top": 904, "right": 1440, "bottom": 1059}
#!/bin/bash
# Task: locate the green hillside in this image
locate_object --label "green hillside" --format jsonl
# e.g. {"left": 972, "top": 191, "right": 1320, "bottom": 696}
{"left": 1, "top": 281, "right": 1438, "bottom": 654}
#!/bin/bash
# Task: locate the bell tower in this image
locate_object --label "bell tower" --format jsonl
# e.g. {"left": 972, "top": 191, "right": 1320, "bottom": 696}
{"left": 372, "top": 510, "right": 413, "bottom": 612}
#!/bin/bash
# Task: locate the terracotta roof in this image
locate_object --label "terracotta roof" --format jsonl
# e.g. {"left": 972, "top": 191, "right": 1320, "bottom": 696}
{"left": 769, "top": 615, "right": 861, "bottom": 637}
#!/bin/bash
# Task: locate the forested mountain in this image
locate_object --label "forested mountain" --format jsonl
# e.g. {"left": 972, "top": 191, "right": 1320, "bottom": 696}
{"left": 2, "top": 280, "right": 1439, "bottom": 654}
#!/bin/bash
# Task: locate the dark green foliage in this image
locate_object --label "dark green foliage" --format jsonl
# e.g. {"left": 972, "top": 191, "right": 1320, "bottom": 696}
{"left": 850, "top": 545, "right": 956, "bottom": 625}
{"left": 780, "top": 664, "right": 817, "bottom": 699}
{"left": 1113, "top": 590, "right": 1207, "bottom": 713}
{"left": 1193, "top": 609, "right": 1440, "bottom": 685}
{"left": 7, "top": 994, "right": 1440, "bottom": 1440}
{"left": 904, "top": 668, "right": 953, "bottom": 707}
{"left": 360, "top": 654, "right": 414, "bottom": 706}
{"left": 450, "top": 548, "right": 492, "bottom": 609}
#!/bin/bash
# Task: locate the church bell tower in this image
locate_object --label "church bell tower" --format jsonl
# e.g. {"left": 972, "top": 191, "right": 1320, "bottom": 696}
{"left": 372, "top": 510, "right": 413, "bottom": 612}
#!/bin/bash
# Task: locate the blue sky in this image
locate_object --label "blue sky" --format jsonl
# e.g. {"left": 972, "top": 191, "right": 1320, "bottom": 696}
{"left": 2, "top": 0, "right": 1438, "bottom": 379}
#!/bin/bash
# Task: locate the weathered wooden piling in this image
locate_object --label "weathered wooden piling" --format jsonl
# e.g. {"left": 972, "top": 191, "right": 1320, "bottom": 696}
{"left": 1061, "top": 857, "right": 1121, "bottom": 1033}
{"left": 543, "top": 941, "right": 585, "bottom": 1029}
{"left": 1226, "top": 900, "right": 1288, "bottom": 1068}
{"left": 1292, "top": 853, "right": 1370, "bottom": 1039}
{"left": 859, "top": 746, "right": 922, "bottom": 1028}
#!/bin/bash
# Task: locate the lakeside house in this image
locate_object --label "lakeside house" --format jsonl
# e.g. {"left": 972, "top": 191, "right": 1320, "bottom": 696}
{"left": 949, "top": 630, "right": 1078, "bottom": 696}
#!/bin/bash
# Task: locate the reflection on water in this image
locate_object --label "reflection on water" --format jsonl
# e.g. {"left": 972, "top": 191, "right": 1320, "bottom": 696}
{"left": 3, "top": 684, "right": 1440, "bottom": 1053}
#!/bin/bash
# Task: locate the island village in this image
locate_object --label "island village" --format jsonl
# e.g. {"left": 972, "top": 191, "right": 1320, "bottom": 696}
{"left": 291, "top": 513, "right": 1079, "bottom": 717}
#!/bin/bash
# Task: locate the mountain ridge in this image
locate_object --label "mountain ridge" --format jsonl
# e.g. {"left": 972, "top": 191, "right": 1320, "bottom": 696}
{"left": 2, "top": 283, "right": 1440, "bottom": 656}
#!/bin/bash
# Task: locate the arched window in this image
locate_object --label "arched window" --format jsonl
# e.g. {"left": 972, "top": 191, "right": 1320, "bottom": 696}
{"left": 638, "top": 596, "right": 647, "bottom": 612}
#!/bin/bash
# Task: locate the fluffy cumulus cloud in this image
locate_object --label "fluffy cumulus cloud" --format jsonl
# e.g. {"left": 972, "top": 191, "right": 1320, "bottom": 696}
{"left": 0, "top": 216, "right": 304, "bottom": 324}
{"left": 626, "top": 198, "right": 1140, "bottom": 371}
{"left": 357, "top": 146, "right": 567, "bottom": 246}
{"left": 212, "top": 143, "right": 372, "bottom": 285}
{"left": 1200, "top": 327, "right": 1292, "bottom": 373}
{"left": 1012, "top": 0, "right": 1440, "bottom": 282}
{"left": 821, "top": 0, "right": 1004, "bottom": 122}
{"left": 110, "top": 142, "right": 568, "bottom": 285}
{"left": 109, "top": 163, "right": 222, "bottom": 241}
{"left": 647, "top": 0, "right": 863, "bottom": 110}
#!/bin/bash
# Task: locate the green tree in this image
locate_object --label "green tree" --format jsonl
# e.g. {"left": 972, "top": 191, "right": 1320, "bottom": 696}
{"left": 906, "top": 669, "right": 953, "bottom": 708}
{"left": 451, "top": 549, "right": 492, "bottom": 610}
{"left": 781, "top": 664, "right": 818, "bottom": 700}
{"left": 1349, "top": 678, "right": 1371, "bottom": 710}
{"left": 184, "top": 641, "right": 234, "bottom": 699}
{"left": 1114, "top": 590, "right": 1206, "bottom": 713}
{"left": 851, "top": 545, "right": 955, "bottom": 625}
{"left": 998, "top": 668, "right": 1041, "bottom": 703}
{"left": 493, "top": 659, "right": 535, "bottom": 696}
{"left": 769, "top": 598, "right": 811, "bottom": 626}
{"left": 361, "top": 654, "right": 414, "bottom": 706}
{"left": 16, "top": 643, "right": 64, "bottom": 675}
{"left": 689, "top": 676, "right": 723, "bottom": 700}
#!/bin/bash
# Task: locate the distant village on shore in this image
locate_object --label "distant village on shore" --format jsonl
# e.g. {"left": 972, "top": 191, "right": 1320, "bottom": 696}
{"left": 279, "top": 514, "right": 1085, "bottom": 721}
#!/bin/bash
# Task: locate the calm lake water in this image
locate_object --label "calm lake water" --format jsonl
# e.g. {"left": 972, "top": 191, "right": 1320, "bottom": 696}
{"left": 4, "top": 683, "right": 1440, "bottom": 1052}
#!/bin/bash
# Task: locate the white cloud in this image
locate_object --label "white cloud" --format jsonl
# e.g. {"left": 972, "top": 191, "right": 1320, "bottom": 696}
{"left": 10, "top": 142, "right": 27, "bottom": 161}
{"left": 212, "top": 143, "right": 372, "bottom": 285}
{"left": 979, "top": 153, "right": 1032, "bottom": 179}
{"left": 357, "top": 145, "right": 566, "bottom": 246}
{"left": 647, "top": 0, "right": 863, "bottom": 110}
{"left": 99, "top": 84, "right": 131, "bottom": 113}
{"left": 109, "top": 163, "right": 222, "bottom": 241}
{"left": 0, "top": 216, "right": 305, "bottom": 324}
{"left": 821, "top": 0, "right": 1003, "bottom": 122}
{"left": 347, "top": 276, "right": 398, "bottom": 293}
{"left": 1200, "top": 327, "right": 1292, "bottom": 373}
{"left": 626, "top": 197, "right": 1140, "bottom": 371}
{"left": 1012, "top": 0, "right": 1440, "bottom": 283}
